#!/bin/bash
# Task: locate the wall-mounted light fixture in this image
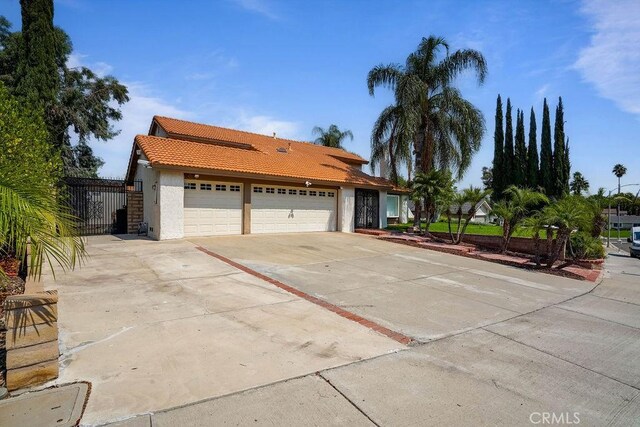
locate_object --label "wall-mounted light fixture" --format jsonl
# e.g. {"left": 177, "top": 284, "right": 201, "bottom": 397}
{"left": 194, "top": 174, "right": 200, "bottom": 178}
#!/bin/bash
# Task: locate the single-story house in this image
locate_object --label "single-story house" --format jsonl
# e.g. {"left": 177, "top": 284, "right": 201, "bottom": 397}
{"left": 125, "top": 116, "right": 409, "bottom": 240}
{"left": 607, "top": 215, "right": 640, "bottom": 230}
{"left": 444, "top": 199, "right": 494, "bottom": 224}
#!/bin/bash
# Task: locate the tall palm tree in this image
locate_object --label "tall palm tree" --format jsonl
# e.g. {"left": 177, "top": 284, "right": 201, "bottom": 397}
{"left": 370, "top": 104, "right": 412, "bottom": 184}
{"left": 367, "top": 36, "right": 487, "bottom": 179}
{"left": 312, "top": 124, "right": 353, "bottom": 149}
{"left": 612, "top": 164, "right": 627, "bottom": 194}
{"left": 569, "top": 171, "right": 589, "bottom": 196}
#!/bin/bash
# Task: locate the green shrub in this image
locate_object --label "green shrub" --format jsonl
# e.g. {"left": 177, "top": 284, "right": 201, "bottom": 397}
{"left": 569, "top": 232, "right": 605, "bottom": 260}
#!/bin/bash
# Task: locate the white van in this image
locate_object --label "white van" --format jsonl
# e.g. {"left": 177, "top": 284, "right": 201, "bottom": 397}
{"left": 629, "top": 226, "right": 640, "bottom": 258}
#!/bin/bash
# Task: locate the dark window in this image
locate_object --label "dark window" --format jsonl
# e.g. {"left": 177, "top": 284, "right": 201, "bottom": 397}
{"left": 215, "top": 184, "right": 226, "bottom": 191}
{"left": 319, "top": 191, "right": 326, "bottom": 197}
{"left": 230, "top": 185, "right": 241, "bottom": 192}
{"left": 254, "top": 187, "right": 263, "bottom": 193}
{"left": 309, "top": 191, "right": 317, "bottom": 196}
{"left": 278, "top": 188, "right": 286, "bottom": 194}
{"left": 200, "top": 183, "right": 212, "bottom": 191}
{"left": 328, "top": 192, "right": 335, "bottom": 197}
{"left": 184, "top": 182, "right": 196, "bottom": 190}
{"left": 266, "top": 187, "right": 275, "bottom": 194}
{"left": 299, "top": 190, "right": 307, "bottom": 195}
{"left": 289, "top": 189, "right": 297, "bottom": 195}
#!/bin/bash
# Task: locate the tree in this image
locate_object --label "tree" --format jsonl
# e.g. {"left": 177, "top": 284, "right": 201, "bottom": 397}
{"left": 370, "top": 105, "right": 412, "bottom": 185}
{"left": 411, "top": 169, "right": 454, "bottom": 236}
{"left": 612, "top": 164, "right": 627, "bottom": 194}
{"left": 569, "top": 172, "right": 589, "bottom": 196}
{"left": 491, "top": 95, "right": 504, "bottom": 199}
{"left": 542, "top": 196, "right": 588, "bottom": 267}
{"left": 503, "top": 98, "right": 514, "bottom": 187}
{"left": 481, "top": 166, "right": 493, "bottom": 190}
{"left": 539, "top": 98, "right": 553, "bottom": 196}
{"left": 526, "top": 107, "right": 539, "bottom": 189}
{"left": 514, "top": 109, "right": 527, "bottom": 187}
{"left": 492, "top": 186, "right": 549, "bottom": 253}
{"left": 0, "top": 84, "right": 85, "bottom": 277}
{"left": 312, "top": 124, "right": 353, "bottom": 149}
{"left": 0, "top": 10, "right": 129, "bottom": 178}
{"left": 367, "top": 36, "right": 487, "bottom": 178}
{"left": 445, "top": 186, "right": 492, "bottom": 244}
{"left": 522, "top": 211, "right": 549, "bottom": 266}
{"left": 552, "top": 97, "right": 568, "bottom": 197}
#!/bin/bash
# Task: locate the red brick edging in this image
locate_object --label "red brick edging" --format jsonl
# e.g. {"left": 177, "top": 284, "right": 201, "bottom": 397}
{"left": 195, "top": 246, "right": 413, "bottom": 346}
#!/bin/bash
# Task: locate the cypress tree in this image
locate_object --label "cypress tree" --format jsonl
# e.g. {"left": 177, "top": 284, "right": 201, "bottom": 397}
{"left": 564, "top": 138, "right": 571, "bottom": 195}
{"left": 514, "top": 109, "right": 527, "bottom": 187}
{"left": 503, "top": 98, "right": 514, "bottom": 186}
{"left": 491, "top": 95, "right": 504, "bottom": 200}
{"left": 14, "top": 0, "right": 58, "bottom": 107}
{"left": 539, "top": 98, "right": 553, "bottom": 196}
{"left": 552, "top": 97, "right": 566, "bottom": 198}
{"left": 526, "top": 107, "right": 539, "bottom": 189}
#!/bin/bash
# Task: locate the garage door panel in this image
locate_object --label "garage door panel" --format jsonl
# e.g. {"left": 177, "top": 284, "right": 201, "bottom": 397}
{"left": 184, "top": 181, "right": 243, "bottom": 237}
{"left": 251, "top": 185, "right": 337, "bottom": 234}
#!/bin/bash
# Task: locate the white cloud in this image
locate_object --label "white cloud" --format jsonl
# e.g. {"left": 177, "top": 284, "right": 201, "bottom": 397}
{"left": 92, "top": 83, "right": 193, "bottom": 178}
{"left": 231, "top": 0, "right": 280, "bottom": 20}
{"left": 67, "top": 53, "right": 113, "bottom": 77}
{"left": 575, "top": 0, "right": 640, "bottom": 116}
{"left": 226, "top": 111, "right": 302, "bottom": 140}
{"left": 534, "top": 83, "right": 550, "bottom": 101}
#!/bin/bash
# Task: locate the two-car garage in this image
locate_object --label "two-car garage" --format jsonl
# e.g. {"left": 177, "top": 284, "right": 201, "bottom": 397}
{"left": 183, "top": 180, "right": 337, "bottom": 237}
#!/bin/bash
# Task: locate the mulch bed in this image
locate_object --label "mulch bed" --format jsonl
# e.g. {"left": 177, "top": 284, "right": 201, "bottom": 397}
{"left": 0, "top": 276, "right": 26, "bottom": 388}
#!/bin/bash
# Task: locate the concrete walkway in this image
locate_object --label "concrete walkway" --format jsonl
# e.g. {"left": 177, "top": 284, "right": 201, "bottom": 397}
{"left": 37, "top": 233, "right": 640, "bottom": 425}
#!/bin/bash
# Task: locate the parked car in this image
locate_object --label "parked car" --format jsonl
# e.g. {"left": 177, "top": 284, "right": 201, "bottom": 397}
{"left": 628, "top": 226, "right": 640, "bottom": 258}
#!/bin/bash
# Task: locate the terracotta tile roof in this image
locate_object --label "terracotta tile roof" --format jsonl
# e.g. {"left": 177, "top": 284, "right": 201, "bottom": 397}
{"left": 153, "top": 116, "right": 368, "bottom": 164}
{"left": 126, "top": 116, "right": 408, "bottom": 189}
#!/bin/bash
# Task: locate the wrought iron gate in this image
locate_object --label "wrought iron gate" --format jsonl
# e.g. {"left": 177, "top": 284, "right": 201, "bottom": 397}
{"left": 63, "top": 177, "right": 141, "bottom": 236}
{"left": 355, "top": 189, "right": 379, "bottom": 229}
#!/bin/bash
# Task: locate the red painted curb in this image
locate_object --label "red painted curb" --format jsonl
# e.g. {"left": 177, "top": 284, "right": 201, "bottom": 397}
{"left": 195, "top": 246, "right": 413, "bottom": 346}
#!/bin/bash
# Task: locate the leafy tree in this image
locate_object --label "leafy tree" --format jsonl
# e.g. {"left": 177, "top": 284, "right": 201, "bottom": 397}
{"left": 0, "top": 9, "right": 129, "bottom": 178}
{"left": 552, "top": 97, "right": 568, "bottom": 197}
{"left": 312, "top": 124, "right": 353, "bottom": 149}
{"left": 0, "top": 84, "right": 85, "bottom": 277}
{"left": 445, "top": 186, "right": 492, "bottom": 244}
{"left": 522, "top": 211, "right": 549, "bottom": 266}
{"left": 492, "top": 186, "right": 549, "bottom": 253}
{"left": 481, "top": 166, "right": 493, "bottom": 190}
{"left": 370, "top": 105, "right": 412, "bottom": 185}
{"left": 503, "top": 98, "right": 514, "bottom": 186}
{"left": 411, "top": 169, "right": 454, "bottom": 236}
{"left": 526, "top": 107, "right": 539, "bottom": 189}
{"left": 491, "top": 95, "right": 504, "bottom": 199}
{"left": 569, "top": 171, "right": 589, "bottom": 196}
{"left": 514, "top": 109, "right": 527, "bottom": 187}
{"left": 367, "top": 36, "right": 487, "bottom": 178}
{"left": 539, "top": 98, "right": 553, "bottom": 196}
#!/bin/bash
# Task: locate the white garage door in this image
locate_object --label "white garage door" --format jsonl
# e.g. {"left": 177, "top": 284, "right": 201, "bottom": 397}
{"left": 184, "top": 181, "right": 243, "bottom": 237}
{"left": 251, "top": 185, "right": 337, "bottom": 233}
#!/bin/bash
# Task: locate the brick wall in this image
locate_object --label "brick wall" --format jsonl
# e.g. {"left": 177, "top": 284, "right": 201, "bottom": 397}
{"left": 429, "top": 231, "right": 565, "bottom": 260}
{"left": 4, "top": 290, "right": 59, "bottom": 391}
{"left": 127, "top": 191, "right": 144, "bottom": 234}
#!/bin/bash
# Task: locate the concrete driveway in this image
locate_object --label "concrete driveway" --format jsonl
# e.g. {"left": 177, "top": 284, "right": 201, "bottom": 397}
{"left": 44, "top": 233, "right": 640, "bottom": 426}
{"left": 44, "top": 235, "right": 403, "bottom": 425}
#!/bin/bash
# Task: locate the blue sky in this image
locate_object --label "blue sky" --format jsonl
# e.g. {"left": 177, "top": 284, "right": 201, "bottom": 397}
{"left": 2, "top": 0, "right": 639, "bottom": 193}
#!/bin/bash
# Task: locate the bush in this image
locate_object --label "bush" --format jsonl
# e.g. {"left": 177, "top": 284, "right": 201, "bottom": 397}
{"left": 569, "top": 232, "right": 605, "bottom": 260}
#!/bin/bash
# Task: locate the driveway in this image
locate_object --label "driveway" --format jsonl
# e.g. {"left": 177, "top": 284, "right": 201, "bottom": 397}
{"left": 43, "top": 233, "right": 640, "bottom": 426}
{"left": 45, "top": 235, "right": 402, "bottom": 425}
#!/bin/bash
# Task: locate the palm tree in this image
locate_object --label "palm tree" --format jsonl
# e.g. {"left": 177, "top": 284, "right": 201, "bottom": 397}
{"left": 493, "top": 186, "right": 549, "bottom": 253}
{"left": 542, "top": 196, "right": 589, "bottom": 267}
{"left": 312, "top": 124, "right": 353, "bottom": 149}
{"left": 411, "top": 169, "right": 454, "bottom": 236}
{"left": 522, "top": 211, "right": 549, "bottom": 266}
{"left": 446, "top": 186, "right": 492, "bottom": 244}
{"left": 569, "top": 172, "right": 589, "bottom": 196}
{"left": 0, "top": 173, "right": 85, "bottom": 278}
{"left": 612, "top": 164, "right": 627, "bottom": 194}
{"left": 370, "top": 104, "right": 412, "bottom": 185}
{"left": 367, "top": 36, "right": 487, "bottom": 178}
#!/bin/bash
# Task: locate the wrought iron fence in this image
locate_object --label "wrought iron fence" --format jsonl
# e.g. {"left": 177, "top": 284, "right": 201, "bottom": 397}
{"left": 63, "top": 177, "right": 142, "bottom": 236}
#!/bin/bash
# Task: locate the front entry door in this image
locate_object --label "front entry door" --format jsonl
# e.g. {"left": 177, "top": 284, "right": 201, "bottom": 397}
{"left": 355, "top": 189, "right": 379, "bottom": 229}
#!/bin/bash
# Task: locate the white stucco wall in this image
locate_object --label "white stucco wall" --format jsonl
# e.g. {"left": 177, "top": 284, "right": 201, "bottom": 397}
{"left": 378, "top": 191, "right": 388, "bottom": 229}
{"left": 157, "top": 170, "right": 184, "bottom": 240}
{"left": 400, "top": 195, "right": 409, "bottom": 224}
{"left": 338, "top": 187, "right": 355, "bottom": 232}
{"left": 134, "top": 154, "right": 159, "bottom": 238}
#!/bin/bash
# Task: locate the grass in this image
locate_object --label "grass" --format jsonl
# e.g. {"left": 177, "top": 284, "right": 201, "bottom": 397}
{"left": 386, "top": 221, "right": 535, "bottom": 237}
